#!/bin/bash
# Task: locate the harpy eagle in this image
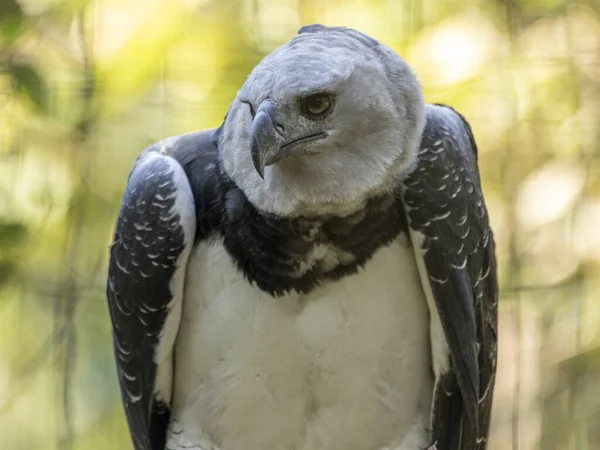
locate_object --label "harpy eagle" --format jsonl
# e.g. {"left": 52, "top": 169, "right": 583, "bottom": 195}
{"left": 107, "top": 25, "right": 498, "bottom": 450}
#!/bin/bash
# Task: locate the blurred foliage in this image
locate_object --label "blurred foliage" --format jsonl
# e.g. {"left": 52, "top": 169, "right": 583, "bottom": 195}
{"left": 1, "top": 0, "right": 600, "bottom": 449}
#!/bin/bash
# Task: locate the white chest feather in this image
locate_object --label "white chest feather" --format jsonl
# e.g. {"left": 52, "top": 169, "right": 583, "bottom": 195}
{"left": 170, "top": 236, "right": 433, "bottom": 450}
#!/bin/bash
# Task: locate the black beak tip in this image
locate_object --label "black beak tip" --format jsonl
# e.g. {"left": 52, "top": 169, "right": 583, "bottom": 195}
{"left": 251, "top": 145, "right": 265, "bottom": 179}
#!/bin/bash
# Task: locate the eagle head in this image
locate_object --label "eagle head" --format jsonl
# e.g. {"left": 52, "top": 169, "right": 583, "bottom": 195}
{"left": 219, "top": 24, "right": 425, "bottom": 218}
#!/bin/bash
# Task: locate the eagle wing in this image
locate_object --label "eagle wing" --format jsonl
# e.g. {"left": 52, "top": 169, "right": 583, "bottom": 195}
{"left": 106, "top": 130, "right": 219, "bottom": 450}
{"left": 402, "top": 104, "right": 499, "bottom": 450}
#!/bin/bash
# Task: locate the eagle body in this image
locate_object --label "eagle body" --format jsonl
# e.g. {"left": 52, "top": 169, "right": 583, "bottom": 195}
{"left": 173, "top": 236, "right": 431, "bottom": 450}
{"left": 107, "top": 25, "right": 498, "bottom": 450}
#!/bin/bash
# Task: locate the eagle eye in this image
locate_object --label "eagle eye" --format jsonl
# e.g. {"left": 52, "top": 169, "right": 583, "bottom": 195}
{"left": 303, "top": 94, "right": 333, "bottom": 119}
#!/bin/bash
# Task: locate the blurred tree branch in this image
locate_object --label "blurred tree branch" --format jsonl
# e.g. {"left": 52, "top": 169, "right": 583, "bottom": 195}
{"left": 54, "top": 6, "right": 97, "bottom": 450}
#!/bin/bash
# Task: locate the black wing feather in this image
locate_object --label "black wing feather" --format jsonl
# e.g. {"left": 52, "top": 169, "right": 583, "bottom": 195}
{"left": 403, "top": 104, "right": 498, "bottom": 449}
{"left": 107, "top": 149, "right": 192, "bottom": 450}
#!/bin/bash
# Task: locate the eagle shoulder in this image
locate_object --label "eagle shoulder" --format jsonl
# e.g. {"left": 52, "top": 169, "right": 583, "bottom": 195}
{"left": 403, "top": 104, "right": 498, "bottom": 449}
{"left": 107, "top": 130, "right": 220, "bottom": 450}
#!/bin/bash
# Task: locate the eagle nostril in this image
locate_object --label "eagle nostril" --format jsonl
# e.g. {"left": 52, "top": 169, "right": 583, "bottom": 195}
{"left": 275, "top": 123, "right": 285, "bottom": 137}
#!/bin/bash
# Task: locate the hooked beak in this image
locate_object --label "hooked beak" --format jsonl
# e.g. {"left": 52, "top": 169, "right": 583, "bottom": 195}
{"left": 250, "top": 101, "right": 284, "bottom": 179}
{"left": 249, "top": 100, "right": 327, "bottom": 179}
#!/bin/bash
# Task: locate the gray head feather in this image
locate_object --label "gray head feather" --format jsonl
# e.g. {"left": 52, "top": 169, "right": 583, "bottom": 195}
{"left": 219, "top": 25, "right": 425, "bottom": 218}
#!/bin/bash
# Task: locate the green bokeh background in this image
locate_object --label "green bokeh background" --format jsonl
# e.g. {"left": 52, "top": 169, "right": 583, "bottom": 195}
{"left": 1, "top": 0, "right": 600, "bottom": 448}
